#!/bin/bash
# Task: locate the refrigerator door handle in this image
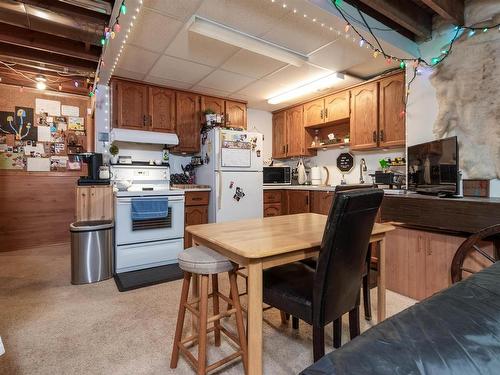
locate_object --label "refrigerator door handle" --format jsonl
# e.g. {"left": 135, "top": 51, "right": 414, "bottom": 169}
{"left": 217, "top": 171, "right": 222, "bottom": 210}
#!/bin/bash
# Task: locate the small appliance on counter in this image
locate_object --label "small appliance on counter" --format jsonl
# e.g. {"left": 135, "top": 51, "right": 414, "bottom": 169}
{"left": 78, "top": 153, "right": 110, "bottom": 186}
{"left": 263, "top": 166, "right": 291, "bottom": 185}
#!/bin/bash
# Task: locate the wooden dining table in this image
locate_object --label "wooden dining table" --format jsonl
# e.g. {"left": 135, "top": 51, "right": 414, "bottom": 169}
{"left": 186, "top": 213, "right": 395, "bottom": 375}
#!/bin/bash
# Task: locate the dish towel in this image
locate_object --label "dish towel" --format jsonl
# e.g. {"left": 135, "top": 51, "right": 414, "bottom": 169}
{"left": 131, "top": 197, "right": 168, "bottom": 221}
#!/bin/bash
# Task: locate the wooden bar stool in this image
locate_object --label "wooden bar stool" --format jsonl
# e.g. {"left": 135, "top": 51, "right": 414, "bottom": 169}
{"left": 170, "top": 246, "right": 248, "bottom": 375}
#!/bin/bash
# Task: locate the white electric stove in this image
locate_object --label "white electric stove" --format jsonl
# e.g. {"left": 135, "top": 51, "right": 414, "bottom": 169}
{"left": 111, "top": 165, "right": 185, "bottom": 273}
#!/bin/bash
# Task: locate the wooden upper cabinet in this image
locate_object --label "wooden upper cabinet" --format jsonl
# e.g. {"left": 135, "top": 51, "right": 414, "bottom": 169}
{"left": 113, "top": 80, "right": 148, "bottom": 130}
{"left": 149, "top": 87, "right": 175, "bottom": 133}
{"left": 304, "top": 98, "right": 325, "bottom": 127}
{"left": 225, "top": 100, "right": 247, "bottom": 129}
{"left": 201, "top": 96, "right": 225, "bottom": 116}
{"left": 286, "top": 105, "right": 304, "bottom": 157}
{"left": 272, "top": 111, "right": 287, "bottom": 158}
{"left": 379, "top": 73, "right": 405, "bottom": 148}
{"left": 173, "top": 92, "right": 200, "bottom": 154}
{"left": 350, "top": 82, "right": 379, "bottom": 150}
{"left": 324, "top": 91, "right": 350, "bottom": 122}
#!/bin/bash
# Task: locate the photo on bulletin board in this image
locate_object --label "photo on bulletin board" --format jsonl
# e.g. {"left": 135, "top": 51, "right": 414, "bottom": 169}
{"left": 0, "top": 151, "right": 25, "bottom": 170}
{"left": 14, "top": 107, "right": 36, "bottom": 141}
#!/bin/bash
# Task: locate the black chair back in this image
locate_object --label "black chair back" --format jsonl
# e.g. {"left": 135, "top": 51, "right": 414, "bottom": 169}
{"left": 312, "top": 189, "right": 384, "bottom": 326}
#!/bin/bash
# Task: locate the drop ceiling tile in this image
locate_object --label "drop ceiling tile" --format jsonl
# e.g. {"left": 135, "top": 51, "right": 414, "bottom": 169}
{"left": 197, "top": 0, "right": 288, "bottom": 36}
{"left": 221, "top": 50, "right": 287, "bottom": 79}
{"left": 347, "top": 59, "right": 400, "bottom": 79}
{"left": 113, "top": 68, "right": 145, "bottom": 81}
{"left": 264, "top": 63, "right": 332, "bottom": 90}
{"left": 308, "top": 38, "right": 372, "bottom": 72}
{"left": 190, "top": 86, "right": 231, "bottom": 98}
{"left": 143, "top": 75, "right": 192, "bottom": 90}
{"left": 143, "top": 0, "right": 202, "bottom": 22}
{"left": 148, "top": 55, "right": 213, "bottom": 84}
{"left": 128, "top": 8, "right": 183, "bottom": 53}
{"left": 262, "top": 12, "right": 335, "bottom": 55}
{"left": 236, "top": 80, "right": 286, "bottom": 101}
{"left": 197, "top": 70, "right": 255, "bottom": 93}
{"left": 117, "top": 45, "right": 159, "bottom": 74}
{"left": 165, "top": 28, "right": 239, "bottom": 67}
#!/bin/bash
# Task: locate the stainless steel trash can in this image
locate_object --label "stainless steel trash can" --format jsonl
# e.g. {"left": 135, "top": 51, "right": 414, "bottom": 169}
{"left": 70, "top": 220, "right": 114, "bottom": 284}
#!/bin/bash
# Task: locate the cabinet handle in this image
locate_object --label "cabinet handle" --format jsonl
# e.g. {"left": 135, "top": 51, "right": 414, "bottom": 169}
{"left": 379, "top": 130, "right": 385, "bottom": 142}
{"left": 320, "top": 109, "right": 323, "bottom": 119}
{"left": 305, "top": 194, "right": 309, "bottom": 205}
{"left": 372, "top": 131, "right": 377, "bottom": 142}
{"left": 325, "top": 108, "right": 328, "bottom": 118}
{"left": 282, "top": 145, "right": 285, "bottom": 154}
{"left": 143, "top": 115, "right": 147, "bottom": 126}
{"left": 286, "top": 144, "right": 288, "bottom": 154}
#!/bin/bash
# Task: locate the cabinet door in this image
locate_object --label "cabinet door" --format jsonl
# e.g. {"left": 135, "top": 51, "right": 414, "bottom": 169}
{"left": 350, "top": 83, "right": 378, "bottom": 150}
{"left": 113, "top": 80, "right": 148, "bottom": 130}
{"left": 324, "top": 91, "right": 350, "bottom": 122}
{"left": 264, "top": 203, "right": 282, "bottom": 217}
{"left": 385, "top": 227, "right": 410, "bottom": 296}
{"left": 76, "top": 186, "right": 113, "bottom": 221}
{"left": 201, "top": 96, "right": 225, "bottom": 117}
{"left": 173, "top": 92, "right": 200, "bottom": 154}
{"left": 184, "top": 205, "right": 208, "bottom": 248}
{"left": 272, "top": 111, "right": 287, "bottom": 158}
{"left": 303, "top": 98, "right": 324, "bottom": 127}
{"left": 286, "top": 190, "right": 310, "bottom": 214}
{"left": 149, "top": 87, "right": 175, "bottom": 133}
{"left": 225, "top": 100, "right": 247, "bottom": 129}
{"left": 407, "top": 229, "right": 428, "bottom": 300}
{"left": 310, "top": 191, "right": 334, "bottom": 215}
{"left": 379, "top": 73, "right": 405, "bottom": 148}
{"left": 286, "top": 105, "right": 304, "bottom": 157}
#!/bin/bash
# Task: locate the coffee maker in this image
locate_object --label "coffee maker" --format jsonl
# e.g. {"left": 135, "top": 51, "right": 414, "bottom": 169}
{"left": 78, "top": 153, "right": 109, "bottom": 185}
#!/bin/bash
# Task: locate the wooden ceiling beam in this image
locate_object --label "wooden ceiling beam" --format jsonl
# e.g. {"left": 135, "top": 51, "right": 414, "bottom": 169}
{"left": 420, "top": 0, "right": 464, "bottom": 25}
{"left": 0, "top": 42, "right": 96, "bottom": 73}
{"left": 344, "top": 0, "right": 433, "bottom": 40}
{"left": 0, "top": 23, "right": 100, "bottom": 62}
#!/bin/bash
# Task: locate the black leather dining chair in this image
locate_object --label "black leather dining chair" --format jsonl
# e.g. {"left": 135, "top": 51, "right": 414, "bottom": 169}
{"left": 263, "top": 189, "right": 384, "bottom": 361}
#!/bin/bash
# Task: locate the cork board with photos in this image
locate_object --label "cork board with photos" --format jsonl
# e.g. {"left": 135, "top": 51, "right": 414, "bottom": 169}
{"left": 0, "top": 85, "right": 92, "bottom": 172}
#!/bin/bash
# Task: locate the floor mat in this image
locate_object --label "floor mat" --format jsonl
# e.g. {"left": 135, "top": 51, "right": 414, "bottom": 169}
{"left": 114, "top": 263, "right": 184, "bottom": 292}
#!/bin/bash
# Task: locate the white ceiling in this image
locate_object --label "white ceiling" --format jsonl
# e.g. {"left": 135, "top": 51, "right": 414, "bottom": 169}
{"left": 114, "top": 0, "right": 403, "bottom": 111}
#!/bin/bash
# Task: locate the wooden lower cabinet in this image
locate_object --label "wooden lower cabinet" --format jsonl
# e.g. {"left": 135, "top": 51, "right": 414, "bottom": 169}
{"left": 264, "top": 203, "right": 282, "bottom": 217}
{"left": 310, "top": 191, "right": 334, "bottom": 215}
{"left": 263, "top": 190, "right": 283, "bottom": 217}
{"left": 76, "top": 185, "right": 114, "bottom": 221}
{"left": 286, "top": 190, "right": 310, "bottom": 214}
{"left": 386, "top": 227, "right": 466, "bottom": 300}
{"left": 184, "top": 191, "right": 209, "bottom": 248}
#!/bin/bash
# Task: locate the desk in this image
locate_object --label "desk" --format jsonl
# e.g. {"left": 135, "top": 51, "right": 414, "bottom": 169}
{"left": 187, "top": 213, "right": 395, "bottom": 375}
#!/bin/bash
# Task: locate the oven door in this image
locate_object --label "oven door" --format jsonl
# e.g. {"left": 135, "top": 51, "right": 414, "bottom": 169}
{"left": 115, "top": 195, "right": 184, "bottom": 245}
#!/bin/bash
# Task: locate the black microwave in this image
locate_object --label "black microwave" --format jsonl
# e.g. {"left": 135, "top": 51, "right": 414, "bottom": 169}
{"left": 263, "top": 166, "right": 291, "bottom": 185}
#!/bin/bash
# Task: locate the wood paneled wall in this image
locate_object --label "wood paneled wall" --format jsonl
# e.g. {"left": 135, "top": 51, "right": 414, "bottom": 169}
{"left": 0, "top": 171, "right": 80, "bottom": 251}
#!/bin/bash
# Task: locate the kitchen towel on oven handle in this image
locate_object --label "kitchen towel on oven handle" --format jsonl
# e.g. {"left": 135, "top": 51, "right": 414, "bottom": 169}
{"left": 131, "top": 197, "right": 169, "bottom": 221}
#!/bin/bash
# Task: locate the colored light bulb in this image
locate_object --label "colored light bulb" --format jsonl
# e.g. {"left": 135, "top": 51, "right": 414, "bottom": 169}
{"left": 345, "top": 24, "right": 350, "bottom": 33}
{"left": 121, "top": 3, "right": 127, "bottom": 14}
{"left": 468, "top": 29, "right": 476, "bottom": 37}
{"left": 359, "top": 39, "right": 365, "bottom": 47}
{"left": 114, "top": 23, "right": 121, "bottom": 33}
{"left": 400, "top": 61, "right": 406, "bottom": 69}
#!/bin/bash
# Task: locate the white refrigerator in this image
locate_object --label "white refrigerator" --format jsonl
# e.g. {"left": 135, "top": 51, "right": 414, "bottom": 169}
{"left": 196, "top": 128, "right": 263, "bottom": 223}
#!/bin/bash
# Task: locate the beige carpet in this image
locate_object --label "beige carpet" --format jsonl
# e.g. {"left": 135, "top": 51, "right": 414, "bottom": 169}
{"left": 0, "top": 244, "right": 415, "bottom": 375}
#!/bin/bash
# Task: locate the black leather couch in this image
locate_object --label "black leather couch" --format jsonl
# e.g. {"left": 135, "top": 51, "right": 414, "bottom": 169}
{"left": 301, "top": 261, "right": 500, "bottom": 375}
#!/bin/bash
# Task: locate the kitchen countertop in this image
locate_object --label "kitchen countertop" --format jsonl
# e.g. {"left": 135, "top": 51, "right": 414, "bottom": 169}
{"left": 264, "top": 185, "right": 337, "bottom": 192}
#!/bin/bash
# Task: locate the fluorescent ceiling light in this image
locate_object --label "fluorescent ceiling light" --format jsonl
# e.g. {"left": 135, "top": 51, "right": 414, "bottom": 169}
{"left": 267, "top": 73, "right": 345, "bottom": 105}
{"left": 188, "top": 15, "right": 308, "bottom": 67}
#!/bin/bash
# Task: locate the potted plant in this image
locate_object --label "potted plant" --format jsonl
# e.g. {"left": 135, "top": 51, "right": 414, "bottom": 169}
{"left": 109, "top": 142, "right": 119, "bottom": 164}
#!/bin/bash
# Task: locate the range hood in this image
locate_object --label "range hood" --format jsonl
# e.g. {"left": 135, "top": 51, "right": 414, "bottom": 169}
{"left": 111, "top": 129, "right": 179, "bottom": 146}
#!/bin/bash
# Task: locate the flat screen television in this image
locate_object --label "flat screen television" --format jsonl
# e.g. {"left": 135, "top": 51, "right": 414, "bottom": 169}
{"left": 407, "top": 136, "right": 459, "bottom": 196}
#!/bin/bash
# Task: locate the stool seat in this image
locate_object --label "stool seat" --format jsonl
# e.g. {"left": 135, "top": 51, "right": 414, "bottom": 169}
{"left": 178, "top": 246, "right": 234, "bottom": 274}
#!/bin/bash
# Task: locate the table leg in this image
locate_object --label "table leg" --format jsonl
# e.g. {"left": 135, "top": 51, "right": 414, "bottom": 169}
{"left": 247, "top": 261, "right": 263, "bottom": 375}
{"left": 377, "top": 237, "right": 386, "bottom": 322}
{"left": 190, "top": 237, "right": 199, "bottom": 334}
